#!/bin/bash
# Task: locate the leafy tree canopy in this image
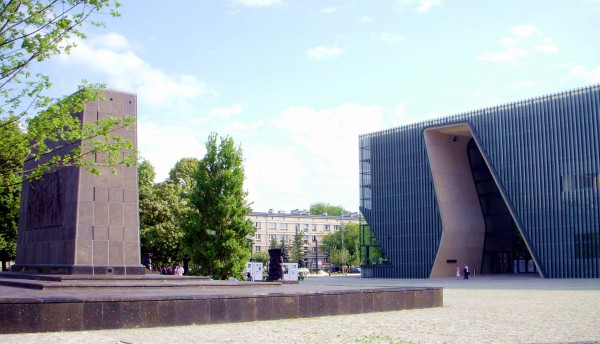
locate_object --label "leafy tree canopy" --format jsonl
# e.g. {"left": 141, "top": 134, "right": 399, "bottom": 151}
{"left": 309, "top": 202, "right": 348, "bottom": 216}
{"left": 321, "top": 223, "right": 360, "bottom": 257}
{"left": 290, "top": 229, "right": 305, "bottom": 265}
{"left": 183, "top": 133, "right": 255, "bottom": 280}
{"left": 138, "top": 158, "right": 186, "bottom": 268}
{"left": 0, "top": 1, "right": 129, "bottom": 267}
{"left": 167, "top": 157, "right": 199, "bottom": 195}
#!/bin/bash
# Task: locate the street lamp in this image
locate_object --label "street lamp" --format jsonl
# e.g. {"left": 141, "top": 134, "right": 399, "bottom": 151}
{"left": 313, "top": 237, "right": 319, "bottom": 273}
{"left": 341, "top": 212, "right": 346, "bottom": 274}
{"left": 246, "top": 234, "right": 254, "bottom": 261}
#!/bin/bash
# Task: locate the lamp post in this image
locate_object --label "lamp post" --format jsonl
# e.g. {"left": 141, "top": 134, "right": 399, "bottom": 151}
{"left": 313, "top": 237, "right": 319, "bottom": 273}
{"left": 341, "top": 212, "right": 345, "bottom": 274}
{"left": 246, "top": 234, "right": 254, "bottom": 261}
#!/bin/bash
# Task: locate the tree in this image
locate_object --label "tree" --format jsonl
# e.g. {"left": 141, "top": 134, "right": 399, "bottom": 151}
{"left": 328, "top": 247, "right": 350, "bottom": 269}
{"left": 290, "top": 229, "right": 305, "bottom": 265}
{"left": 321, "top": 223, "right": 360, "bottom": 267}
{"left": 183, "top": 133, "right": 255, "bottom": 280}
{"left": 1, "top": 1, "right": 132, "bottom": 187}
{"left": 0, "top": 122, "right": 21, "bottom": 270}
{"left": 252, "top": 251, "right": 269, "bottom": 266}
{"left": 167, "top": 157, "right": 199, "bottom": 195}
{"left": 269, "top": 236, "right": 278, "bottom": 249}
{"left": 138, "top": 158, "right": 185, "bottom": 269}
{"left": 309, "top": 202, "right": 347, "bottom": 216}
{"left": 279, "top": 237, "right": 290, "bottom": 263}
{"left": 0, "top": 1, "right": 131, "bottom": 267}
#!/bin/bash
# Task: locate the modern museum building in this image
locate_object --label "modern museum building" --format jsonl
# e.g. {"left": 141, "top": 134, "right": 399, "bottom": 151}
{"left": 359, "top": 85, "right": 599, "bottom": 279}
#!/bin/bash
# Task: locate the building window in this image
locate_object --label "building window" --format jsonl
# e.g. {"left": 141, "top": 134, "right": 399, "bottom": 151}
{"left": 255, "top": 222, "right": 261, "bottom": 228}
{"left": 324, "top": 224, "right": 330, "bottom": 231}
{"left": 294, "top": 223, "right": 300, "bottom": 230}
{"left": 269, "top": 222, "right": 276, "bottom": 229}
{"left": 255, "top": 246, "right": 261, "bottom": 252}
{"left": 255, "top": 234, "right": 261, "bottom": 241}
{"left": 303, "top": 223, "right": 308, "bottom": 230}
{"left": 280, "top": 223, "right": 288, "bottom": 230}
{"left": 334, "top": 225, "right": 340, "bottom": 230}
{"left": 269, "top": 234, "right": 276, "bottom": 241}
{"left": 311, "top": 235, "right": 317, "bottom": 242}
{"left": 312, "top": 224, "right": 317, "bottom": 231}
{"left": 312, "top": 247, "right": 317, "bottom": 253}
{"left": 280, "top": 234, "right": 287, "bottom": 241}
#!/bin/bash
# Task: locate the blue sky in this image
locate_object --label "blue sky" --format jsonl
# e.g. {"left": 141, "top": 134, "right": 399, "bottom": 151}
{"left": 42, "top": 0, "right": 600, "bottom": 212}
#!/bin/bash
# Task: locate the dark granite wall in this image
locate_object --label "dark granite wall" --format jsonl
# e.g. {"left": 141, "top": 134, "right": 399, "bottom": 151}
{"left": 13, "top": 90, "right": 142, "bottom": 275}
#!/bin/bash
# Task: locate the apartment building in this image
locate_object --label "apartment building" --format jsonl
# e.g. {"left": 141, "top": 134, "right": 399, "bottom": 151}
{"left": 246, "top": 209, "right": 359, "bottom": 269}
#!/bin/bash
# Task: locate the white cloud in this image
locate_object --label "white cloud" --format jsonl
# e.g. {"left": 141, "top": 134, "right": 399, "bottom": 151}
{"left": 306, "top": 45, "right": 343, "bottom": 59}
{"left": 474, "top": 47, "right": 528, "bottom": 63}
{"left": 534, "top": 38, "right": 559, "bottom": 53}
{"left": 321, "top": 7, "right": 337, "bottom": 13}
{"left": 398, "top": 0, "right": 443, "bottom": 13}
{"left": 378, "top": 32, "right": 406, "bottom": 43}
{"left": 476, "top": 24, "right": 560, "bottom": 64}
{"left": 234, "top": 0, "right": 281, "bottom": 7}
{"left": 210, "top": 104, "right": 244, "bottom": 119}
{"left": 501, "top": 37, "right": 518, "bottom": 46}
{"left": 511, "top": 80, "right": 534, "bottom": 89}
{"left": 256, "top": 103, "right": 398, "bottom": 211}
{"left": 137, "top": 121, "right": 205, "bottom": 182}
{"left": 56, "top": 33, "right": 208, "bottom": 109}
{"left": 562, "top": 63, "right": 600, "bottom": 83}
{"left": 511, "top": 24, "right": 541, "bottom": 39}
{"left": 359, "top": 16, "right": 373, "bottom": 23}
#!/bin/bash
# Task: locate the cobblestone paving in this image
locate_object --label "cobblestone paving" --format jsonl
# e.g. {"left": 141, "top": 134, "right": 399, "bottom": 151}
{"left": 1, "top": 276, "right": 599, "bottom": 344}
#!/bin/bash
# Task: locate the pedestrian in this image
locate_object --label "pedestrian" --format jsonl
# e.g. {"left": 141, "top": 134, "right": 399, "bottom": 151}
{"left": 175, "top": 263, "right": 184, "bottom": 276}
{"left": 463, "top": 263, "right": 469, "bottom": 280}
{"left": 246, "top": 271, "right": 252, "bottom": 281}
{"left": 456, "top": 265, "right": 460, "bottom": 279}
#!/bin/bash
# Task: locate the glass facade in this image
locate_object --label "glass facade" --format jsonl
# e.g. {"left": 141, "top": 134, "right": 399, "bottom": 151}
{"left": 359, "top": 85, "right": 600, "bottom": 278}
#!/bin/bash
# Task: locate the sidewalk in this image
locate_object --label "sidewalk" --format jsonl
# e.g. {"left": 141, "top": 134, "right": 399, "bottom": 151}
{"left": 1, "top": 275, "right": 599, "bottom": 344}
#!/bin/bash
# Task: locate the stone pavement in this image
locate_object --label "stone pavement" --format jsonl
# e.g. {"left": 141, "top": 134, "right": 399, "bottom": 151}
{"left": 1, "top": 275, "right": 599, "bottom": 343}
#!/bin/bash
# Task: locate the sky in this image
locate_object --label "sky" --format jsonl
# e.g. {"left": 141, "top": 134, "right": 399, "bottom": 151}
{"left": 39, "top": 0, "right": 600, "bottom": 213}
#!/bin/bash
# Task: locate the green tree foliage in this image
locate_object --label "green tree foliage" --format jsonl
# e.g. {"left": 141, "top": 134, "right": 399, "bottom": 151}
{"left": 269, "top": 236, "right": 278, "bottom": 249}
{"left": 1, "top": 1, "right": 132, "bottom": 186}
{"left": 290, "top": 229, "right": 305, "bottom": 265}
{"left": 279, "top": 237, "right": 290, "bottom": 263}
{"left": 138, "top": 158, "right": 186, "bottom": 269}
{"left": 252, "top": 251, "right": 269, "bottom": 266}
{"left": 321, "top": 223, "right": 361, "bottom": 267}
{"left": 183, "top": 133, "right": 255, "bottom": 280}
{"left": 0, "top": 121, "right": 21, "bottom": 270}
{"left": 167, "top": 157, "right": 199, "bottom": 195}
{"left": 328, "top": 247, "right": 350, "bottom": 268}
{"left": 309, "top": 202, "right": 347, "bottom": 216}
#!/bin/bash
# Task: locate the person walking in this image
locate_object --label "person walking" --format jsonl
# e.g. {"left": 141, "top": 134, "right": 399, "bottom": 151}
{"left": 463, "top": 263, "right": 469, "bottom": 280}
{"left": 456, "top": 265, "right": 461, "bottom": 279}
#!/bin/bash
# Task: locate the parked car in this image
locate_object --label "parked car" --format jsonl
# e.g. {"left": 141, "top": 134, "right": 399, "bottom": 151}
{"left": 349, "top": 267, "right": 361, "bottom": 273}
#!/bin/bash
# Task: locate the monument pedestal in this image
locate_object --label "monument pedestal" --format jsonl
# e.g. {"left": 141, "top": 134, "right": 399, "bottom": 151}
{"left": 12, "top": 90, "right": 142, "bottom": 275}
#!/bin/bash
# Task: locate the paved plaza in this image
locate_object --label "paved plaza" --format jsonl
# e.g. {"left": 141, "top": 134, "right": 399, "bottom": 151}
{"left": 1, "top": 275, "right": 599, "bottom": 344}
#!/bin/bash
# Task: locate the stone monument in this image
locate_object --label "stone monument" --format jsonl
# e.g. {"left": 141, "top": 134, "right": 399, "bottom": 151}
{"left": 267, "top": 248, "right": 284, "bottom": 280}
{"left": 11, "top": 90, "right": 143, "bottom": 275}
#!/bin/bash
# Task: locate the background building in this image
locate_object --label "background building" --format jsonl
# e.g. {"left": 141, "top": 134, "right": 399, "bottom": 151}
{"left": 359, "top": 85, "right": 599, "bottom": 279}
{"left": 247, "top": 209, "right": 359, "bottom": 270}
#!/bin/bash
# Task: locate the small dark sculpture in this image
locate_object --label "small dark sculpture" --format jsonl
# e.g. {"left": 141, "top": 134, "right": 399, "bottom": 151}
{"left": 268, "top": 248, "right": 284, "bottom": 281}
